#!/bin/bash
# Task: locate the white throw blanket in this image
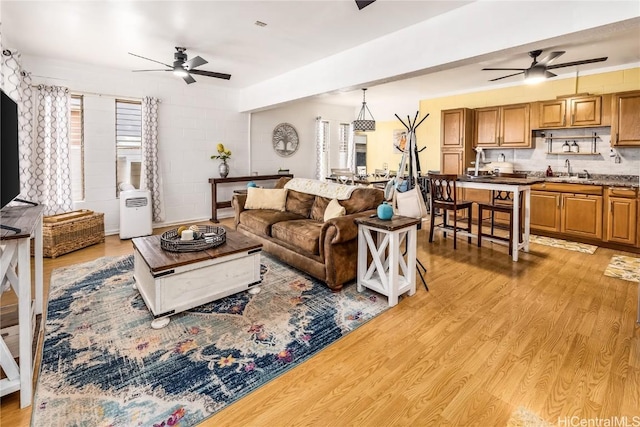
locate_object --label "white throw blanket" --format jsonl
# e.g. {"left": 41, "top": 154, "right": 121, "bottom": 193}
{"left": 284, "top": 178, "right": 357, "bottom": 200}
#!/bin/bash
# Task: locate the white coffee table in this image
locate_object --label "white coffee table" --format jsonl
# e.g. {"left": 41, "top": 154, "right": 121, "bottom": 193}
{"left": 132, "top": 229, "right": 263, "bottom": 328}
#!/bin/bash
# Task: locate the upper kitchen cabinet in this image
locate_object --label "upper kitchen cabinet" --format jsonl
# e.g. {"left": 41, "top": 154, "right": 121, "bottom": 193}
{"left": 533, "top": 94, "right": 612, "bottom": 129}
{"left": 611, "top": 90, "right": 640, "bottom": 146}
{"left": 474, "top": 103, "right": 530, "bottom": 148}
{"left": 440, "top": 108, "right": 475, "bottom": 175}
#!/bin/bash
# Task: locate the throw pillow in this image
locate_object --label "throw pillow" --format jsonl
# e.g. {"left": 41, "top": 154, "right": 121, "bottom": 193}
{"left": 245, "top": 188, "right": 287, "bottom": 211}
{"left": 324, "top": 198, "right": 346, "bottom": 222}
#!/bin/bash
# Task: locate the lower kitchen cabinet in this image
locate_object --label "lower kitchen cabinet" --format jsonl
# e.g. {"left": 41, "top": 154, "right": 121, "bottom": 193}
{"left": 531, "top": 191, "right": 561, "bottom": 232}
{"left": 605, "top": 187, "right": 637, "bottom": 245}
{"left": 561, "top": 193, "right": 602, "bottom": 239}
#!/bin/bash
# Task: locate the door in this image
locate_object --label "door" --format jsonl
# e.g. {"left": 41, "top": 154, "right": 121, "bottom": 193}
{"left": 606, "top": 197, "right": 637, "bottom": 245}
{"left": 531, "top": 191, "right": 561, "bottom": 232}
{"left": 441, "top": 151, "right": 463, "bottom": 175}
{"left": 539, "top": 100, "right": 566, "bottom": 128}
{"left": 612, "top": 91, "right": 640, "bottom": 146}
{"left": 474, "top": 107, "right": 500, "bottom": 147}
{"left": 561, "top": 194, "right": 603, "bottom": 239}
{"left": 441, "top": 109, "right": 465, "bottom": 149}
{"left": 569, "top": 96, "right": 601, "bottom": 126}
{"left": 500, "top": 103, "right": 530, "bottom": 147}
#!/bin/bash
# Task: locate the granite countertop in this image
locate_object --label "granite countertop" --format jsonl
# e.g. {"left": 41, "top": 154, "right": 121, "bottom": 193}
{"left": 525, "top": 172, "right": 640, "bottom": 188}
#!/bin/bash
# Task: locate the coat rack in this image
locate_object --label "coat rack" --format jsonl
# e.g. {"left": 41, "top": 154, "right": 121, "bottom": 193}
{"left": 394, "top": 111, "right": 428, "bottom": 190}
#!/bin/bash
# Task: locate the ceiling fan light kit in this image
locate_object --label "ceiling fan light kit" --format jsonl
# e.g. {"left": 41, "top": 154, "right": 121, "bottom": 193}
{"left": 483, "top": 49, "right": 607, "bottom": 83}
{"left": 353, "top": 88, "right": 376, "bottom": 132}
{"left": 130, "top": 47, "right": 231, "bottom": 84}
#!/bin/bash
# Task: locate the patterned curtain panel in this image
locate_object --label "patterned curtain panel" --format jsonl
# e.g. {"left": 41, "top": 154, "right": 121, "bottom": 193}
{"left": 141, "top": 96, "right": 164, "bottom": 222}
{"left": 1, "top": 48, "right": 35, "bottom": 207}
{"left": 314, "top": 116, "right": 327, "bottom": 181}
{"left": 32, "top": 85, "right": 73, "bottom": 215}
{"left": 346, "top": 123, "right": 356, "bottom": 172}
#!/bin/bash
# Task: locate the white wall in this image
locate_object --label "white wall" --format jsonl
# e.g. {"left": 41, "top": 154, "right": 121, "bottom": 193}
{"left": 22, "top": 55, "right": 249, "bottom": 234}
{"left": 250, "top": 100, "right": 356, "bottom": 179}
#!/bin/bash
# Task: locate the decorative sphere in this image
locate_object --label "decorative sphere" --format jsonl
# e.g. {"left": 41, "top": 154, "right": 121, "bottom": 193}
{"left": 247, "top": 181, "right": 257, "bottom": 188}
{"left": 377, "top": 202, "right": 393, "bottom": 220}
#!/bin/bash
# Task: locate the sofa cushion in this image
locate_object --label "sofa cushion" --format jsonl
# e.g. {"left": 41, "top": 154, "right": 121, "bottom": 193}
{"left": 340, "top": 187, "right": 384, "bottom": 214}
{"left": 239, "top": 210, "right": 305, "bottom": 237}
{"left": 310, "top": 196, "right": 331, "bottom": 222}
{"left": 285, "top": 189, "right": 316, "bottom": 218}
{"left": 271, "top": 219, "right": 322, "bottom": 255}
{"left": 324, "top": 198, "right": 346, "bottom": 221}
{"left": 245, "top": 188, "right": 287, "bottom": 211}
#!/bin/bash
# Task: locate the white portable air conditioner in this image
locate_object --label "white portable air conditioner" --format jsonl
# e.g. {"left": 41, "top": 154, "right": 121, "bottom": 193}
{"left": 119, "top": 189, "right": 152, "bottom": 239}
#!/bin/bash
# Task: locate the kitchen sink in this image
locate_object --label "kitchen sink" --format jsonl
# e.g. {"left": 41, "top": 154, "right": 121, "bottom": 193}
{"left": 546, "top": 176, "right": 591, "bottom": 183}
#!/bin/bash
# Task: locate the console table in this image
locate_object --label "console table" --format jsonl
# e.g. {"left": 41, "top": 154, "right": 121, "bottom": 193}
{"left": 209, "top": 174, "right": 293, "bottom": 222}
{"left": 0, "top": 204, "right": 44, "bottom": 408}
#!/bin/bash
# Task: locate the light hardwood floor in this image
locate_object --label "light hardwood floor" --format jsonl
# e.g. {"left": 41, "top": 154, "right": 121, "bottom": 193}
{"left": 2, "top": 218, "right": 639, "bottom": 426}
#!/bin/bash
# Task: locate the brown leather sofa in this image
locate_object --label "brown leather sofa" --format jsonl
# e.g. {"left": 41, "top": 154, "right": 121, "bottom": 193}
{"left": 232, "top": 177, "right": 383, "bottom": 291}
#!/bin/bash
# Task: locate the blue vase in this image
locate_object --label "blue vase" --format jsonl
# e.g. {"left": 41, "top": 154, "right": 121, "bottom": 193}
{"left": 377, "top": 202, "right": 393, "bottom": 220}
{"left": 247, "top": 181, "right": 257, "bottom": 188}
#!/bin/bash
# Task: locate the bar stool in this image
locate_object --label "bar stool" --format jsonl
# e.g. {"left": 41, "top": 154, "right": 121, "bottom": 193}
{"left": 477, "top": 172, "right": 527, "bottom": 254}
{"left": 428, "top": 173, "right": 473, "bottom": 249}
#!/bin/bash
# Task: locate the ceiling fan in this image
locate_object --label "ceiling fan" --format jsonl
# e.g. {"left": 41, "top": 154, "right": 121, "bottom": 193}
{"left": 482, "top": 50, "right": 608, "bottom": 82}
{"left": 355, "top": 0, "right": 376, "bottom": 10}
{"left": 129, "top": 47, "right": 231, "bottom": 84}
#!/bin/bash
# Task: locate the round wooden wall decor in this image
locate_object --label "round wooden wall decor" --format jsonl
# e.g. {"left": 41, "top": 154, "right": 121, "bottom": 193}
{"left": 272, "top": 123, "right": 299, "bottom": 157}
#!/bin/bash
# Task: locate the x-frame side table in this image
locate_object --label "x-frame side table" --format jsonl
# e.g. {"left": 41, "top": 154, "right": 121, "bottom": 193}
{"left": 356, "top": 216, "right": 420, "bottom": 307}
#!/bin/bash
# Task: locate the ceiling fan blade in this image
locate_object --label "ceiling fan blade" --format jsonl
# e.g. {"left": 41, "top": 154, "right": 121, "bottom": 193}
{"left": 482, "top": 68, "right": 527, "bottom": 71}
{"left": 182, "top": 73, "right": 196, "bottom": 84}
{"left": 489, "top": 71, "right": 524, "bottom": 82}
{"left": 547, "top": 57, "right": 608, "bottom": 70}
{"left": 545, "top": 71, "right": 557, "bottom": 78}
{"left": 355, "top": 0, "right": 376, "bottom": 10}
{"left": 128, "top": 52, "right": 172, "bottom": 68}
{"left": 132, "top": 69, "right": 172, "bottom": 72}
{"left": 184, "top": 55, "right": 208, "bottom": 70}
{"left": 537, "top": 51, "right": 565, "bottom": 66}
{"left": 190, "top": 69, "right": 232, "bottom": 80}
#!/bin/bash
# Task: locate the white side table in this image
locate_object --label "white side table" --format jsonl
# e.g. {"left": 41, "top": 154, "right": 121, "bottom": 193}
{"left": 0, "top": 204, "right": 44, "bottom": 408}
{"left": 356, "top": 215, "right": 420, "bottom": 307}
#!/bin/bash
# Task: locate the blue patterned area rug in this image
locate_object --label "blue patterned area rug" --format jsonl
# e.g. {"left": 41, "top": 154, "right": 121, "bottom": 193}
{"left": 32, "top": 254, "right": 389, "bottom": 426}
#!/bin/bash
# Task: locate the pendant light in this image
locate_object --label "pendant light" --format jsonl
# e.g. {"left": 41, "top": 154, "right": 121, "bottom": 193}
{"left": 352, "top": 88, "right": 375, "bottom": 132}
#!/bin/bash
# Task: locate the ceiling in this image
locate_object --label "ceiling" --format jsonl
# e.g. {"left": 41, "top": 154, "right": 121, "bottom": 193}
{"left": 2, "top": 1, "right": 639, "bottom": 118}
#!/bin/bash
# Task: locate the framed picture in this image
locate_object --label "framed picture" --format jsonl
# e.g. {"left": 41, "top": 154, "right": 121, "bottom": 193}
{"left": 393, "top": 129, "right": 407, "bottom": 152}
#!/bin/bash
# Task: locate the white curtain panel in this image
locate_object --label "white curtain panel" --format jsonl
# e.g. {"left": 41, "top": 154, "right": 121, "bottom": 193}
{"left": 347, "top": 124, "right": 356, "bottom": 172}
{"left": 141, "top": 96, "right": 164, "bottom": 222}
{"left": 2, "top": 48, "right": 35, "bottom": 208}
{"left": 315, "top": 116, "right": 327, "bottom": 181}
{"left": 31, "top": 85, "right": 73, "bottom": 215}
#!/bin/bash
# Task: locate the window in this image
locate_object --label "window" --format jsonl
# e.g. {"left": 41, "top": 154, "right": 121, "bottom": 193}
{"left": 115, "top": 100, "right": 142, "bottom": 195}
{"left": 338, "top": 123, "right": 349, "bottom": 153}
{"left": 70, "top": 95, "right": 84, "bottom": 201}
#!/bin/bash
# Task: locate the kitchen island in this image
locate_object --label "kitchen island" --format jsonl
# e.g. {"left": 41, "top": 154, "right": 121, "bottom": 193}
{"left": 456, "top": 175, "right": 545, "bottom": 261}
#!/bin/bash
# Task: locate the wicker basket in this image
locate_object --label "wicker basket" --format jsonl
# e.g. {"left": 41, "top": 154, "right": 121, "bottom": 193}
{"left": 32, "top": 210, "right": 105, "bottom": 258}
{"left": 161, "top": 225, "right": 226, "bottom": 252}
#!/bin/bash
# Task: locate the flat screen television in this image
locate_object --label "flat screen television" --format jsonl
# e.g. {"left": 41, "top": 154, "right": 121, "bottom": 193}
{"left": 1, "top": 89, "right": 21, "bottom": 209}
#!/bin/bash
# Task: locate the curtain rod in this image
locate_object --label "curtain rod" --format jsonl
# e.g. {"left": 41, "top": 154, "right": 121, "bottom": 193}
{"left": 28, "top": 84, "right": 160, "bottom": 102}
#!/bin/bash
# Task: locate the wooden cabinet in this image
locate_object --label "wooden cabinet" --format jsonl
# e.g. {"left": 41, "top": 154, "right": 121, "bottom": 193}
{"left": 534, "top": 95, "right": 611, "bottom": 129}
{"left": 531, "top": 190, "right": 561, "bottom": 232}
{"left": 474, "top": 103, "right": 530, "bottom": 148}
{"left": 531, "top": 182, "right": 603, "bottom": 240}
{"left": 440, "top": 108, "right": 475, "bottom": 175}
{"left": 611, "top": 90, "right": 640, "bottom": 146}
{"left": 604, "top": 187, "right": 637, "bottom": 245}
{"left": 561, "top": 193, "right": 603, "bottom": 239}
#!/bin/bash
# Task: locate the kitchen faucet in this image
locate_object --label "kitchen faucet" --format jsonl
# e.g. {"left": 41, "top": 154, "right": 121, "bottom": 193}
{"left": 564, "top": 159, "right": 571, "bottom": 176}
{"left": 583, "top": 169, "right": 590, "bottom": 179}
